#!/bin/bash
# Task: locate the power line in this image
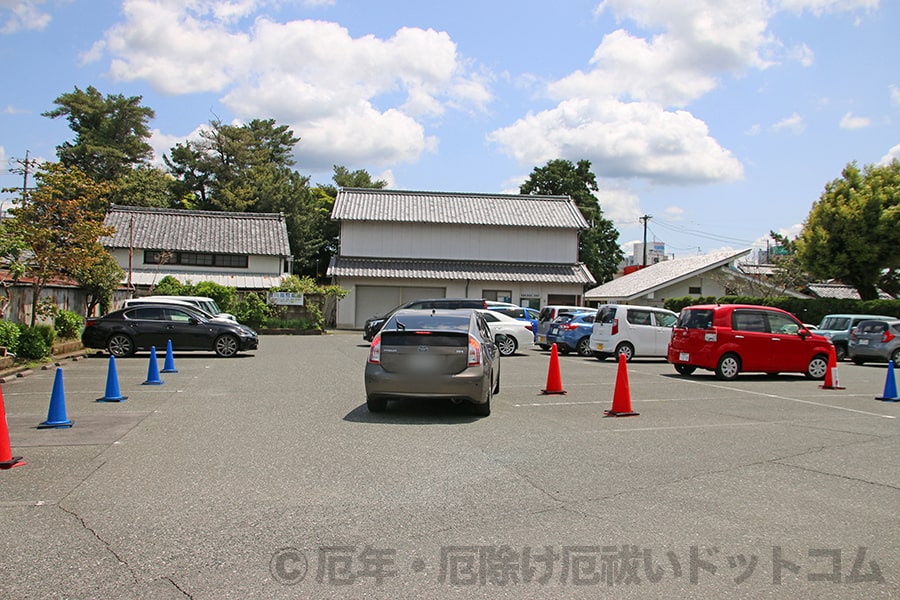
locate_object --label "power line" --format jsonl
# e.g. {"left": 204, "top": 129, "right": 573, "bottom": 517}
{"left": 650, "top": 218, "right": 758, "bottom": 246}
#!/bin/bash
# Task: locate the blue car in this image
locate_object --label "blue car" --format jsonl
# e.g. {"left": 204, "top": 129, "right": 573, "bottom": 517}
{"left": 489, "top": 306, "right": 540, "bottom": 341}
{"left": 546, "top": 312, "right": 596, "bottom": 356}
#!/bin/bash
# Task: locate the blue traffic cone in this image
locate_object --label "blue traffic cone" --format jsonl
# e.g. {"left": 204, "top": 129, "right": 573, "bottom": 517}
{"left": 876, "top": 360, "right": 899, "bottom": 401}
{"left": 38, "top": 368, "right": 74, "bottom": 428}
{"left": 161, "top": 339, "right": 178, "bottom": 373}
{"left": 97, "top": 355, "right": 128, "bottom": 402}
{"left": 142, "top": 346, "right": 164, "bottom": 386}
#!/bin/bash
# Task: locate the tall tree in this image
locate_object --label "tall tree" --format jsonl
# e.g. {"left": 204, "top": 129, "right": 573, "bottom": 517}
{"left": 796, "top": 160, "right": 900, "bottom": 300}
{"left": 72, "top": 250, "right": 125, "bottom": 317}
{"left": 7, "top": 163, "right": 115, "bottom": 325}
{"left": 164, "top": 118, "right": 300, "bottom": 212}
{"left": 42, "top": 86, "right": 155, "bottom": 183}
{"left": 520, "top": 159, "right": 623, "bottom": 285}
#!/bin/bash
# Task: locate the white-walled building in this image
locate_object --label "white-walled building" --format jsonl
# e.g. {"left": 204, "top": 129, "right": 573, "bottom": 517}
{"left": 327, "top": 189, "right": 596, "bottom": 329}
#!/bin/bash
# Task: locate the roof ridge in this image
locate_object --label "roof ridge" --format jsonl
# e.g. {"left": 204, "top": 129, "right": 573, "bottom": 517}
{"left": 108, "top": 204, "right": 285, "bottom": 220}
{"left": 338, "top": 188, "right": 572, "bottom": 202}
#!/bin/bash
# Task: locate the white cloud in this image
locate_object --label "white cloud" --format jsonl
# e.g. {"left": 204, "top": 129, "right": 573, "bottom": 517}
{"left": 890, "top": 84, "right": 900, "bottom": 106}
{"left": 880, "top": 143, "right": 900, "bottom": 165}
{"left": 97, "top": 1, "right": 491, "bottom": 170}
{"left": 775, "top": 0, "right": 878, "bottom": 16}
{"left": 595, "top": 181, "right": 643, "bottom": 226}
{"left": 839, "top": 112, "right": 870, "bottom": 129}
{"left": 664, "top": 206, "right": 685, "bottom": 220}
{"left": 0, "top": 0, "right": 51, "bottom": 34}
{"left": 771, "top": 112, "right": 805, "bottom": 133}
{"left": 488, "top": 98, "right": 743, "bottom": 184}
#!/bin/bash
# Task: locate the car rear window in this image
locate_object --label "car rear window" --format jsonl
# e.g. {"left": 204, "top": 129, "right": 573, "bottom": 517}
{"left": 677, "top": 309, "right": 714, "bottom": 329}
{"left": 597, "top": 306, "right": 617, "bottom": 324}
{"left": 380, "top": 331, "right": 469, "bottom": 346}
{"left": 857, "top": 321, "right": 888, "bottom": 334}
{"left": 385, "top": 313, "right": 471, "bottom": 332}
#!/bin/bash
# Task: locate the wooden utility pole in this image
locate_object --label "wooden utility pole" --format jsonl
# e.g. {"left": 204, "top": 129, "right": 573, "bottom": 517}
{"left": 639, "top": 214, "right": 652, "bottom": 267}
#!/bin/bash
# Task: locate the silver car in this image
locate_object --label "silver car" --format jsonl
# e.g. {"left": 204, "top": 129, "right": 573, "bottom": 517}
{"left": 848, "top": 319, "right": 900, "bottom": 365}
{"left": 364, "top": 309, "right": 500, "bottom": 417}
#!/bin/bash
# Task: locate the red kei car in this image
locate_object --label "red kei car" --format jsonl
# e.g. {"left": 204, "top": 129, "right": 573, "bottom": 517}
{"left": 667, "top": 304, "right": 833, "bottom": 380}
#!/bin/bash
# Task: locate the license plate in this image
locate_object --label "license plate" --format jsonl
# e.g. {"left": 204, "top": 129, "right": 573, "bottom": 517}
{"left": 858, "top": 339, "right": 869, "bottom": 345}
{"left": 596, "top": 343, "right": 604, "bottom": 351}
{"left": 679, "top": 352, "right": 690, "bottom": 361}
{"left": 537, "top": 335, "right": 546, "bottom": 343}
{"left": 550, "top": 327, "right": 559, "bottom": 335}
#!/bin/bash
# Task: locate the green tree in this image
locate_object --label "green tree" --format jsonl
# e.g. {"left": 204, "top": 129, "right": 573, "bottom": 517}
{"left": 72, "top": 249, "right": 125, "bottom": 317}
{"left": 0, "top": 219, "right": 27, "bottom": 317}
{"left": 164, "top": 118, "right": 300, "bottom": 212}
{"left": 109, "top": 165, "right": 178, "bottom": 208}
{"left": 7, "top": 163, "right": 115, "bottom": 325}
{"left": 796, "top": 160, "right": 900, "bottom": 300}
{"left": 42, "top": 86, "right": 155, "bottom": 183}
{"left": 520, "top": 159, "right": 623, "bottom": 285}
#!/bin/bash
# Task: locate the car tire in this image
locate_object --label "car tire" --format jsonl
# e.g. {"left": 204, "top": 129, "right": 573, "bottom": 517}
{"left": 674, "top": 364, "right": 696, "bottom": 376}
{"left": 473, "top": 379, "right": 492, "bottom": 417}
{"left": 892, "top": 348, "right": 900, "bottom": 365}
{"left": 496, "top": 334, "right": 517, "bottom": 357}
{"left": 834, "top": 344, "right": 847, "bottom": 361}
{"left": 106, "top": 334, "right": 135, "bottom": 358}
{"left": 715, "top": 353, "right": 741, "bottom": 380}
{"left": 493, "top": 371, "right": 501, "bottom": 394}
{"left": 538, "top": 344, "right": 550, "bottom": 351}
{"left": 615, "top": 342, "right": 635, "bottom": 362}
{"left": 805, "top": 354, "right": 829, "bottom": 379}
{"left": 576, "top": 337, "right": 592, "bottom": 357}
{"left": 214, "top": 334, "right": 239, "bottom": 357}
{"left": 366, "top": 396, "right": 387, "bottom": 412}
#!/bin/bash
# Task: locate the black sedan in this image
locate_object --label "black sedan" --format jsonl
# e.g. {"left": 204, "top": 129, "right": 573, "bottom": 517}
{"left": 82, "top": 303, "right": 258, "bottom": 358}
{"left": 364, "top": 309, "right": 500, "bottom": 417}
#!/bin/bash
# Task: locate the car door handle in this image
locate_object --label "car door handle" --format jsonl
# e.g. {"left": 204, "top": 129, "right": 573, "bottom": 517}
{"left": 735, "top": 335, "right": 744, "bottom": 339}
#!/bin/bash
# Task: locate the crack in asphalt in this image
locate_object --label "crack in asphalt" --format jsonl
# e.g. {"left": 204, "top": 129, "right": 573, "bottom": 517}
{"left": 160, "top": 576, "right": 194, "bottom": 598}
{"left": 57, "top": 504, "right": 139, "bottom": 585}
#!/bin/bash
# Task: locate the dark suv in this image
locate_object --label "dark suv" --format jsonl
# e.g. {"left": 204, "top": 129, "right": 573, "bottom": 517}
{"left": 363, "top": 298, "right": 488, "bottom": 341}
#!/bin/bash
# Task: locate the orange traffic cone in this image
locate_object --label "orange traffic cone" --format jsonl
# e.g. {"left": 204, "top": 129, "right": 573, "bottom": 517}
{"left": 541, "top": 343, "right": 566, "bottom": 395}
{"left": 819, "top": 345, "right": 845, "bottom": 390}
{"left": 0, "top": 386, "right": 25, "bottom": 469}
{"left": 605, "top": 353, "right": 639, "bottom": 417}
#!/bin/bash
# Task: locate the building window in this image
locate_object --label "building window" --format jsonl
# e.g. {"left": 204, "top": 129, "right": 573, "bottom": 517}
{"left": 689, "top": 286, "right": 702, "bottom": 295}
{"left": 144, "top": 250, "right": 248, "bottom": 269}
{"left": 483, "top": 290, "right": 513, "bottom": 303}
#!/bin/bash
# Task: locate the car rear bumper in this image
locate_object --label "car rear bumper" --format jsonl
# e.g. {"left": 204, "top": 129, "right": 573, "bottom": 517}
{"left": 364, "top": 364, "right": 490, "bottom": 404}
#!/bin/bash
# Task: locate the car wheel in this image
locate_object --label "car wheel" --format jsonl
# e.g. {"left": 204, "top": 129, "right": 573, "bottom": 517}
{"left": 891, "top": 348, "right": 900, "bottom": 365}
{"left": 106, "top": 334, "right": 135, "bottom": 358}
{"left": 805, "top": 354, "right": 829, "bottom": 380}
{"left": 834, "top": 344, "right": 847, "bottom": 361}
{"left": 538, "top": 344, "right": 550, "bottom": 351}
{"left": 576, "top": 336, "right": 592, "bottom": 357}
{"left": 366, "top": 396, "right": 387, "bottom": 412}
{"left": 214, "top": 334, "right": 239, "bottom": 357}
{"left": 674, "top": 364, "right": 696, "bottom": 375}
{"left": 615, "top": 342, "right": 634, "bottom": 362}
{"left": 715, "top": 353, "right": 741, "bottom": 380}
{"left": 496, "top": 334, "right": 517, "bottom": 357}
{"left": 558, "top": 346, "right": 571, "bottom": 355}
{"left": 473, "top": 377, "right": 492, "bottom": 417}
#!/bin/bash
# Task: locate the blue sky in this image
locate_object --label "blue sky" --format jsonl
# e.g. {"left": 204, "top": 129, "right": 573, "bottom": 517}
{"left": 1, "top": 0, "right": 898, "bottom": 260}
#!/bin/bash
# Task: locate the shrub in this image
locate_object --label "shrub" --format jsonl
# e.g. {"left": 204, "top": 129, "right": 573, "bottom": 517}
{"left": 17, "top": 326, "right": 50, "bottom": 360}
{"left": 54, "top": 310, "right": 84, "bottom": 339}
{"left": 0, "top": 320, "right": 20, "bottom": 353}
{"left": 232, "top": 292, "right": 272, "bottom": 329}
{"left": 193, "top": 281, "right": 236, "bottom": 312}
{"left": 154, "top": 275, "right": 189, "bottom": 296}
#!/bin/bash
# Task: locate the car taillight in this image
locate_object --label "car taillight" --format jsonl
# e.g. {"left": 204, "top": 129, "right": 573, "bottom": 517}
{"left": 368, "top": 335, "right": 382, "bottom": 364}
{"left": 611, "top": 319, "right": 619, "bottom": 336}
{"left": 84, "top": 319, "right": 98, "bottom": 328}
{"left": 525, "top": 324, "right": 533, "bottom": 331}
{"left": 560, "top": 323, "right": 578, "bottom": 330}
{"left": 468, "top": 335, "right": 482, "bottom": 366}
{"left": 883, "top": 331, "right": 895, "bottom": 343}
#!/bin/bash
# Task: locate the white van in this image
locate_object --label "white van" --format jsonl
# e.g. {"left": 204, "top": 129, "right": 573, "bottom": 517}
{"left": 124, "top": 296, "right": 237, "bottom": 322}
{"left": 589, "top": 304, "right": 678, "bottom": 361}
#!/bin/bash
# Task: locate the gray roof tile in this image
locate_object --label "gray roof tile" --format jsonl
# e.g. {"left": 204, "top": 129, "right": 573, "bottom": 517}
{"left": 332, "top": 188, "right": 590, "bottom": 229}
{"left": 101, "top": 205, "right": 291, "bottom": 256}
{"left": 328, "top": 257, "right": 596, "bottom": 285}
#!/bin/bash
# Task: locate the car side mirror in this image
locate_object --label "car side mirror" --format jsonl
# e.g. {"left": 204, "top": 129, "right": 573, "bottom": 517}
{"left": 797, "top": 328, "right": 810, "bottom": 339}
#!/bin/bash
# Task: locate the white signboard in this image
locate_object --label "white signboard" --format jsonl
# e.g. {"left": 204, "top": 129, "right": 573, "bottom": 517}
{"left": 267, "top": 292, "right": 304, "bottom": 306}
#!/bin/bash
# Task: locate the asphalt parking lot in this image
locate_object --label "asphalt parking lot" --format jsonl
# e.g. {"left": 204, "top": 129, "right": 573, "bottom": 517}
{"left": 1, "top": 333, "right": 897, "bottom": 599}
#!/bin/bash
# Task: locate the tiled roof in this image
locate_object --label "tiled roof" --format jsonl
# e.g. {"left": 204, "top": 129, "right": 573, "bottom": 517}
{"left": 101, "top": 205, "right": 291, "bottom": 256}
{"left": 328, "top": 257, "right": 596, "bottom": 285}
{"left": 585, "top": 249, "right": 751, "bottom": 300}
{"left": 804, "top": 283, "right": 894, "bottom": 300}
{"left": 332, "top": 188, "right": 590, "bottom": 229}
